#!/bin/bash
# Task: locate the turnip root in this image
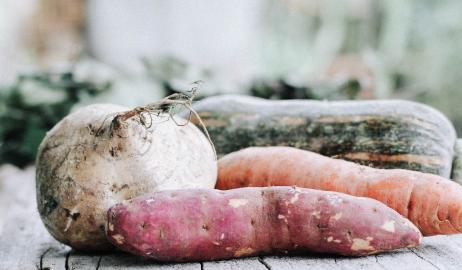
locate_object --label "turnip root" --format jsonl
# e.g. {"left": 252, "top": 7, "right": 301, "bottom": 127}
{"left": 106, "top": 187, "right": 422, "bottom": 262}
{"left": 36, "top": 93, "right": 217, "bottom": 251}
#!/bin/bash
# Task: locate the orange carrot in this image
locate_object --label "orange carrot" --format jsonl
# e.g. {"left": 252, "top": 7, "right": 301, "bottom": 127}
{"left": 217, "top": 146, "right": 462, "bottom": 236}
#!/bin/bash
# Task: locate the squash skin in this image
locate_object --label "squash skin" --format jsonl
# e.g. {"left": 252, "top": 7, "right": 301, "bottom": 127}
{"left": 193, "top": 95, "right": 456, "bottom": 178}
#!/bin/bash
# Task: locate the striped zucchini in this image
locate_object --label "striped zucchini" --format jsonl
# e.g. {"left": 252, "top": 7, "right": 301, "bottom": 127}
{"left": 192, "top": 95, "right": 456, "bottom": 178}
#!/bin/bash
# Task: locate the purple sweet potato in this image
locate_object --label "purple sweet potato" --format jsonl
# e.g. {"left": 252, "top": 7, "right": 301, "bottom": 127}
{"left": 106, "top": 187, "right": 422, "bottom": 262}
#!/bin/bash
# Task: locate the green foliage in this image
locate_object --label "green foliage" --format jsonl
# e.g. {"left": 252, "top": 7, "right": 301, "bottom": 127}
{"left": 0, "top": 72, "right": 110, "bottom": 167}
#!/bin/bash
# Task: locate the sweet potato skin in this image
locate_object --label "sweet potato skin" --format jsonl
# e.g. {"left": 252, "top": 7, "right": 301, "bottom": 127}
{"left": 106, "top": 187, "right": 421, "bottom": 262}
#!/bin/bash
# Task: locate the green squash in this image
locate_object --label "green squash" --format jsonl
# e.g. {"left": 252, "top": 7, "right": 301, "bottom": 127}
{"left": 193, "top": 95, "right": 456, "bottom": 178}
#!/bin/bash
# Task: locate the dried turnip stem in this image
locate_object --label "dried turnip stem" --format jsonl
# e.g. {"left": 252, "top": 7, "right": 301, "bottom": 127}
{"left": 110, "top": 87, "right": 217, "bottom": 159}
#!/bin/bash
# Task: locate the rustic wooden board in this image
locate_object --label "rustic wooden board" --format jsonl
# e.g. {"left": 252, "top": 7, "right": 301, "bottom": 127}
{"left": 1, "top": 166, "right": 462, "bottom": 270}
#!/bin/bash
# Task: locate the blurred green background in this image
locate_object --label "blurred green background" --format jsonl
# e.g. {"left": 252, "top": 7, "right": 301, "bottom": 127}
{"left": 1, "top": 0, "right": 462, "bottom": 167}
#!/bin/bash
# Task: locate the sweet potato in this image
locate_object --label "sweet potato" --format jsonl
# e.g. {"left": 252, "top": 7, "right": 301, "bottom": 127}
{"left": 217, "top": 146, "right": 462, "bottom": 236}
{"left": 106, "top": 187, "right": 421, "bottom": 262}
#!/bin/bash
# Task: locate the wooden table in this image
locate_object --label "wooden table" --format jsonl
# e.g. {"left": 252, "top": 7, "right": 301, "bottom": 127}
{"left": 1, "top": 166, "right": 462, "bottom": 270}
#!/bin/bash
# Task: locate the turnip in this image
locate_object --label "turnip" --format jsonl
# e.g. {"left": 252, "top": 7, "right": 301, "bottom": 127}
{"left": 36, "top": 91, "right": 217, "bottom": 251}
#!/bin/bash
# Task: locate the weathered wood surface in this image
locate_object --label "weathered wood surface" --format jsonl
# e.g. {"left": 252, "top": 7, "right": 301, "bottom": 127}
{"left": 2, "top": 166, "right": 462, "bottom": 270}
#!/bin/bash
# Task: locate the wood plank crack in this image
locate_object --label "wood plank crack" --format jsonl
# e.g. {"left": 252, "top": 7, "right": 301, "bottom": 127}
{"left": 95, "top": 255, "right": 102, "bottom": 270}
{"left": 39, "top": 248, "right": 51, "bottom": 270}
{"left": 373, "top": 254, "right": 387, "bottom": 270}
{"left": 257, "top": 256, "right": 271, "bottom": 270}
{"left": 410, "top": 250, "right": 441, "bottom": 270}
{"left": 65, "top": 250, "right": 71, "bottom": 270}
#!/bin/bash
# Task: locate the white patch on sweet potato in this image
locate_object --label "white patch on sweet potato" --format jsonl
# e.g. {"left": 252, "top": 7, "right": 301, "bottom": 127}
{"left": 212, "top": 241, "right": 220, "bottom": 246}
{"left": 278, "top": 214, "right": 288, "bottom": 223}
{"left": 381, "top": 220, "right": 396, "bottom": 233}
{"left": 326, "top": 194, "right": 344, "bottom": 205}
{"left": 108, "top": 223, "right": 114, "bottom": 231}
{"left": 311, "top": 211, "right": 321, "bottom": 219}
{"left": 402, "top": 219, "right": 420, "bottom": 233}
{"left": 327, "top": 236, "right": 342, "bottom": 243}
{"left": 112, "top": 234, "right": 125, "bottom": 245}
{"left": 145, "top": 198, "right": 155, "bottom": 204}
{"left": 351, "top": 238, "right": 375, "bottom": 251}
{"left": 141, "top": 243, "right": 151, "bottom": 250}
{"left": 290, "top": 193, "right": 300, "bottom": 204}
{"left": 332, "top": 213, "right": 342, "bottom": 220}
{"left": 234, "top": 247, "right": 254, "bottom": 257}
{"left": 228, "top": 199, "right": 248, "bottom": 208}
{"left": 220, "top": 233, "right": 225, "bottom": 240}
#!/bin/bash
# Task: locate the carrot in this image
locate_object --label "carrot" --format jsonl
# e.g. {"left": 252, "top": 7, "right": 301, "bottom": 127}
{"left": 217, "top": 146, "right": 462, "bottom": 236}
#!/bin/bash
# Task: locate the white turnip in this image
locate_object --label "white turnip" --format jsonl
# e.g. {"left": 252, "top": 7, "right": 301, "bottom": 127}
{"left": 36, "top": 92, "right": 217, "bottom": 251}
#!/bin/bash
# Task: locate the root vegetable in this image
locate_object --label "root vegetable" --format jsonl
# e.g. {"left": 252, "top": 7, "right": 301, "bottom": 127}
{"left": 217, "top": 146, "right": 462, "bottom": 236}
{"left": 36, "top": 93, "right": 217, "bottom": 251}
{"left": 106, "top": 187, "right": 421, "bottom": 262}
